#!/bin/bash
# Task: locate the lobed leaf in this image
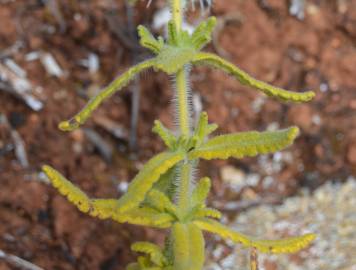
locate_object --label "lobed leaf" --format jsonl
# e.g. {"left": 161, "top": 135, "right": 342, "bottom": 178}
{"left": 146, "top": 189, "right": 178, "bottom": 217}
{"left": 171, "top": 222, "right": 205, "bottom": 270}
{"left": 194, "top": 218, "right": 316, "bottom": 253}
{"left": 43, "top": 165, "right": 123, "bottom": 219}
{"left": 138, "top": 25, "right": 164, "bottom": 54}
{"left": 191, "top": 17, "right": 217, "bottom": 50}
{"left": 193, "top": 112, "right": 218, "bottom": 147}
{"left": 59, "top": 59, "right": 155, "bottom": 131}
{"left": 42, "top": 165, "right": 91, "bottom": 213}
{"left": 43, "top": 165, "right": 174, "bottom": 228}
{"left": 117, "top": 151, "right": 185, "bottom": 213}
{"left": 194, "top": 208, "right": 222, "bottom": 219}
{"left": 152, "top": 120, "right": 176, "bottom": 150}
{"left": 131, "top": 242, "right": 167, "bottom": 267}
{"left": 193, "top": 53, "right": 315, "bottom": 102}
{"left": 191, "top": 177, "right": 211, "bottom": 207}
{"left": 189, "top": 126, "right": 299, "bottom": 160}
{"left": 113, "top": 207, "right": 174, "bottom": 228}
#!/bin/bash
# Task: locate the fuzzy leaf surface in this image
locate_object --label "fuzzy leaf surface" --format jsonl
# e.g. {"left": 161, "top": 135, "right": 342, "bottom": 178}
{"left": 154, "top": 46, "right": 196, "bottom": 74}
{"left": 42, "top": 165, "right": 91, "bottom": 213}
{"left": 193, "top": 53, "right": 315, "bottom": 102}
{"left": 113, "top": 207, "right": 174, "bottom": 228}
{"left": 191, "top": 17, "right": 217, "bottom": 50}
{"left": 194, "top": 218, "right": 316, "bottom": 253}
{"left": 42, "top": 165, "right": 174, "bottom": 228}
{"left": 172, "top": 222, "right": 205, "bottom": 270}
{"left": 189, "top": 127, "right": 299, "bottom": 160}
{"left": 132, "top": 242, "right": 167, "bottom": 267}
{"left": 59, "top": 59, "right": 155, "bottom": 131}
{"left": 145, "top": 189, "right": 178, "bottom": 217}
{"left": 191, "top": 177, "right": 211, "bottom": 207}
{"left": 117, "top": 151, "right": 185, "bottom": 213}
{"left": 138, "top": 25, "right": 164, "bottom": 54}
{"left": 152, "top": 120, "right": 176, "bottom": 150}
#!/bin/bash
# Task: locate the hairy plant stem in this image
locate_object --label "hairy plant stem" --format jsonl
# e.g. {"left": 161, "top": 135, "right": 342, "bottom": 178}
{"left": 175, "top": 67, "right": 191, "bottom": 137}
{"left": 171, "top": 0, "right": 193, "bottom": 220}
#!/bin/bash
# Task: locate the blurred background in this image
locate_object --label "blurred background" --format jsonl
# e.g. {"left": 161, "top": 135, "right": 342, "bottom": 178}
{"left": 0, "top": 0, "right": 355, "bottom": 269}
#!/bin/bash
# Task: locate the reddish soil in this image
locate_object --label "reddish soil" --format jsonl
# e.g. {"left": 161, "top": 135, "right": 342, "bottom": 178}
{"left": 0, "top": 0, "right": 355, "bottom": 269}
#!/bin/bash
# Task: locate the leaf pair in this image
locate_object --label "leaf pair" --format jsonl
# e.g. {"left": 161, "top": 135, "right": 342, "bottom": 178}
{"left": 58, "top": 18, "right": 314, "bottom": 132}
{"left": 42, "top": 150, "right": 184, "bottom": 228}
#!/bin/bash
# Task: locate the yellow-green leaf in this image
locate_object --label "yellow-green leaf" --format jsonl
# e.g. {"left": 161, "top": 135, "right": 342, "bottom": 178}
{"left": 191, "top": 177, "right": 211, "bottom": 207}
{"left": 113, "top": 207, "right": 174, "bottom": 228}
{"left": 195, "top": 208, "right": 222, "bottom": 219}
{"left": 189, "top": 127, "right": 299, "bottom": 160}
{"left": 117, "top": 151, "right": 185, "bottom": 213}
{"left": 193, "top": 53, "right": 315, "bottom": 102}
{"left": 152, "top": 120, "right": 176, "bottom": 150}
{"left": 191, "top": 17, "right": 217, "bottom": 50}
{"left": 146, "top": 189, "right": 178, "bottom": 217}
{"left": 194, "top": 218, "right": 316, "bottom": 253}
{"left": 58, "top": 59, "right": 155, "bottom": 131}
{"left": 131, "top": 242, "right": 167, "bottom": 267}
{"left": 43, "top": 165, "right": 119, "bottom": 220}
{"left": 42, "top": 165, "right": 174, "bottom": 228}
{"left": 42, "top": 165, "right": 91, "bottom": 213}
{"left": 138, "top": 25, "right": 164, "bottom": 54}
{"left": 171, "top": 222, "right": 205, "bottom": 270}
{"left": 193, "top": 112, "right": 218, "bottom": 146}
{"left": 154, "top": 46, "right": 196, "bottom": 75}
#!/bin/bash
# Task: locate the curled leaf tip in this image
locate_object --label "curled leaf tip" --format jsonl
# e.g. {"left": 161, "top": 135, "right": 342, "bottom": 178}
{"left": 58, "top": 118, "right": 80, "bottom": 132}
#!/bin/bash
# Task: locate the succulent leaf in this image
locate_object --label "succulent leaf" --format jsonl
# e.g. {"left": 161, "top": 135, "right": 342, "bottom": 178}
{"left": 194, "top": 218, "right": 316, "bottom": 253}
{"left": 193, "top": 53, "right": 315, "bottom": 102}
{"left": 138, "top": 25, "right": 164, "bottom": 54}
{"left": 172, "top": 222, "right": 205, "bottom": 270}
{"left": 58, "top": 59, "right": 155, "bottom": 131}
{"left": 191, "top": 17, "right": 217, "bottom": 50}
{"left": 152, "top": 120, "right": 176, "bottom": 149}
{"left": 117, "top": 151, "right": 185, "bottom": 213}
{"left": 189, "top": 127, "right": 299, "bottom": 160}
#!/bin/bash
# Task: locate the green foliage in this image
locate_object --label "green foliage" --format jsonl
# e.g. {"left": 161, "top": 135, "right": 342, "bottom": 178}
{"left": 194, "top": 218, "right": 316, "bottom": 254}
{"left": 193, "top": 52, "right": 315, "bottom": 102}
{"left": 188, "top": 126, "right": 300, "bottom": 160}
{"left": 43, "top": 2, "right": 317, "bottom": 269}
{"left": 172, "top": 223, "right": 205, "bottom": 270}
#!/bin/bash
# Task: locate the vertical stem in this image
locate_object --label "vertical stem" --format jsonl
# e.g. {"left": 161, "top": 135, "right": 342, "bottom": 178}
{"left": 175, "top": 67, "right": 191, "bottom": 137}
{"left": 170, "top": 0, "right": 192, "bottom": 217}
{"left": 178, "top": 162, "right": 191, "bottom": 215}
{"left": 171, "top": 0, "right": 183, "bottom": 30}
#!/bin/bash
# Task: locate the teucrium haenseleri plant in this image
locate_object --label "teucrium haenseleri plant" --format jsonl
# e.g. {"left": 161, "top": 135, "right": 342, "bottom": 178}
{"left": 42, "top": 1, "right": 316, "bottom": 269}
